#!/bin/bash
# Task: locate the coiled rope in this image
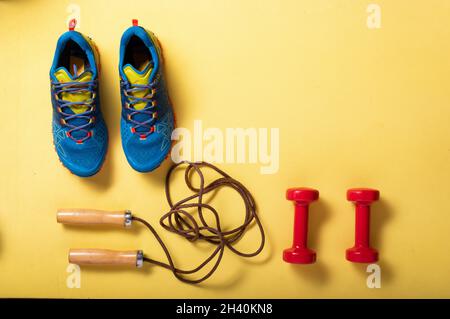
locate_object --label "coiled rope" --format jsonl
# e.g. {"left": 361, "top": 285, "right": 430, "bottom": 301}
{"left": 132, "top": 161, "right": 265, "bottom": 284}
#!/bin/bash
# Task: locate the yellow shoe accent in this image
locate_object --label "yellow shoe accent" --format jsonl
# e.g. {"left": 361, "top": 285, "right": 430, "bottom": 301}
{"left": 123, "top": 62, "right": 153, "bottom": 111}
{"left": 54, "top": 68, "right": 93, "bottom": 114}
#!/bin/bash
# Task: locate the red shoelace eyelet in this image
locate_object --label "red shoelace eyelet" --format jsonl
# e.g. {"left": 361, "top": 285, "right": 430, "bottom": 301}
{"left": 67, "top": 131, "right": 92, "bottom": 144}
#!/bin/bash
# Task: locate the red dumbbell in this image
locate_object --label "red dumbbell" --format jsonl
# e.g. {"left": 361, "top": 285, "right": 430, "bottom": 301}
{"left": 283, "top": 188, "right": 319, "bottom": 264}
{"left": 346, "top": 188, "right": 380, "bottom": 263}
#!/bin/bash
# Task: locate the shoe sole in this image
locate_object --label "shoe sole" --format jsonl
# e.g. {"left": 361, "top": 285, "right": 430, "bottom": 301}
{"left": 154, "top": 33, "right": 177, "bottom": 163}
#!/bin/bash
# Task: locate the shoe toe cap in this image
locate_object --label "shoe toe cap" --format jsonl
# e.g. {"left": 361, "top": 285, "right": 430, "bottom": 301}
{"left": 122, "top": 128, "right": 171, "bottom": 172}
{"left": 54, "top": 124, "right": 108, "bottom": 177}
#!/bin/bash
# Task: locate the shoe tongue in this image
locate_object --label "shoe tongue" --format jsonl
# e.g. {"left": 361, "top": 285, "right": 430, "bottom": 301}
{"left": 123, "top": 62, "right": 153, "bottom": 111}
{"left": 54, "top": 67, "right": 94, "bottom": 115}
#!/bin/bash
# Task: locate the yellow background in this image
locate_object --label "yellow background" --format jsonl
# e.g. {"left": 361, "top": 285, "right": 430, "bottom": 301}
{"left": 0, "top": 0, "right": 449, "bottom": 298}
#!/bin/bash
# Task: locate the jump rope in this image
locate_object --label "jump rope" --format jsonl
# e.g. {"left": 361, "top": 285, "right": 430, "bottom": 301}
{"left": 57, "top": 161, "right": 265, "bottom": 284}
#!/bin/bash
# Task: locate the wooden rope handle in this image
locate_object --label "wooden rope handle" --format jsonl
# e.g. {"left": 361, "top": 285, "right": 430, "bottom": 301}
{"left": 69, "top": 249, "right": 143, "bottom": 268}
{"left": 56, "top": 209, "right": 132, "bottom": 227}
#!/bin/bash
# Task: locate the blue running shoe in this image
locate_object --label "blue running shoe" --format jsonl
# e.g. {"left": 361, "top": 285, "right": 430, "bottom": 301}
{"left": 119, "top": 20, "right": 175, "bottom": 172}
{"left": 50, "top": 21, "right": 108, "bottom": 177}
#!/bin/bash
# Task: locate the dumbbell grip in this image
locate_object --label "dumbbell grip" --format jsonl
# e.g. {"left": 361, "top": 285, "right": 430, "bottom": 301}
{"left": 354, "top": 204, "right": 370, "bottom": 247}
{"left": 69, "top": 249, "right": 144, "bottom": 268}
{"left": 293, "top": 204, "right": 309, "bottom": 248}
{"left": 57, "top": 209, "right": 132, "bottom": 227}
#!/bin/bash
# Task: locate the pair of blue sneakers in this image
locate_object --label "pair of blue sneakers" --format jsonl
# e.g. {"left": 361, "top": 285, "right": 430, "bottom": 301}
{"left": 50, "top": 20, "right": 174, "bottom": 177}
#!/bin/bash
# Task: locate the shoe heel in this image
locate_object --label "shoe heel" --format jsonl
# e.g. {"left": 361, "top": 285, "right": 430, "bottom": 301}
{"left": 147, "top": 30, "right": 164, "bottom": 64}
{"left": 85, "top": 36, "right": 102, "bottom": 75}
